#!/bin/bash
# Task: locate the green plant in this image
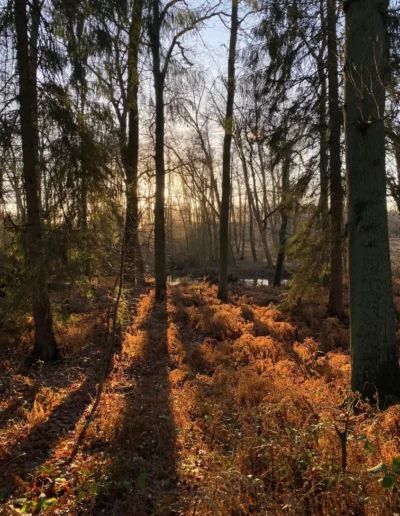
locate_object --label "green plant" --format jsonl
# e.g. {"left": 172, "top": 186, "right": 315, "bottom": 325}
{"left": 368, "top": 457, "right": 400, "bottom": 489}
{"left": 281, "top": 219, "right": 330, "bottom": 309}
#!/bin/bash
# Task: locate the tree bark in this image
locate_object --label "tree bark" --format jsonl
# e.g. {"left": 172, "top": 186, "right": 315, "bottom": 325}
{"left": 327, "top": 0, "right": 343, "bottom": 318}
{"left": 149, "top": 0, "right": 167, "bottom": 300}
{"left": 249, "top": 208, "right": 258, "bottom": 262}
{"left": 345, "top": 0, "right": 399, "bottom": 399}
{"left": 318, "top": 0, "right": 329, "bottom": 221}
{"left": 15, "top": 0, "right": 59, "bottom": 361}
{"left": 218, "top": 0, "right": 238, "bottom": 302}
{"left": 386, "top": 129, "right": 400, "bottom": 213}
{"left": 124, "top": 0, "right": 145, "bottom": 288}
{"left": 240, "top": 196, "right": 246, "bottom": 260}
{"left": 79, "top": 82, "right": 91, "bottom": 278}
{"left": 274, "top": 148, "right": 290, "bottom": 287}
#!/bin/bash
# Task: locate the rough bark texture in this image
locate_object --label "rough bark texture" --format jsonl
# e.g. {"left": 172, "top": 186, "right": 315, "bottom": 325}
{"left": 124, "top": 0, "right": 145, "bottom": 288}
{"left": 15, "top": 0, "right": 59, "bottom": 361}
{"left": 218, "top": 0, "right": 238, "bottom": 302}
{"left": 345, "top": 0, "right": 399, "bottom": 399}
{"left": 149, "top": 0, "right": 167, "bottom": 300}
{"left": 327, "top": 0, "right": 343, "bottom": 318}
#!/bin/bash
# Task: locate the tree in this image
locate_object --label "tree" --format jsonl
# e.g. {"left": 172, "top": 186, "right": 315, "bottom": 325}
{"left": 235, "top": 88, "right": 275, "bottom": 267}
{"left": 273, "top": 143, "right": 291, "bottom": 287}
{"left": 14, "top": 0, "right": 59, "bottom": 361}
{"left": 218, "top": 0, "right": 239, "bottom": 302}
{"left": 84, "top": 0, "right": 146, "bottom": 287}
{"left": 327, "top": 0, "right": 343, "bottom": 318}
{"left": 345, "top": 0, "right": 399, "bottom": 399}
{"left": 124, "top": 0, "right": 145, "bottom": 287}
{"left": 147, "top": 0, "right": 220, "bottom": 300}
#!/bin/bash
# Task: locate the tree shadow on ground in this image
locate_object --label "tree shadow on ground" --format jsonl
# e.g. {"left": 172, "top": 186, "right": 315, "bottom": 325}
{"left": 0, "top": 326, "right": 113, "bottom": 500}
{"left": 0, "top": 375, "right": 96, "bottom": 499}
{"left": 0, "top": 316, "right": 107, "bottom": 433}
{"left": 161, "top": 285, "right": 367, "bottom": 516}
{"left": 95, "top": 296, "right": 180, "bottom": 515}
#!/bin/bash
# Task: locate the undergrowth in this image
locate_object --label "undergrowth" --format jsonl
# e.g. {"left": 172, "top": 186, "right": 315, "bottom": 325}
{"left": 0, "top": 283, "right": 400, "bottom": 515}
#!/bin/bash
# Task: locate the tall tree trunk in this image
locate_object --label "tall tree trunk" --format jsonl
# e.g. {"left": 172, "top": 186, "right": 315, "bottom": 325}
{"left": 318, "top": 3, "right": 329, "bottom": 224}
{"left": 81, "top": 166, "right": 90, "bottom": 276}
{"left": 240, "top": 196, "right": 246, "bottom": 260}
{"left": 231, "top": 200, "right": 240, "bottom": 254}
{"left": 15, "top": 0, "right": 59, "bottom": 361}
{"left": 79, "top": 87, "right": 91, "bottom": 277}
{"left": 124, "top": 0, "right": 145, "bottom": 288}
{"left": 274, "top": 148, "right": 290, "bottom": 287}
{"left": 167, "top": 168, "right": 174, "bottom": 260}
{"left": 249, "top": 208, "right": 258, "bottom": 262}
{"left": 386, "top": 129, "right": 400, "bottom": 213}
{"left": 327, "top": 0, "right": 343, "bottom": 318}
{"left": 392, "top": 140, "right": 400, "bottom": 213}
{"left": 318, "top": 80, "right": 329, "bottom": 220}
{"left": 210, "top": 184, "right": 218, "bottom": 260}
{"left": 218, "top": 0, "right": 238, "bottom": 302}
{"left": 254, "top": 94, "right": 274, "bottom": 257}
{"left": 345, "top": 0, "right": 399, "bottom": 399}
{"left": 150, "top": 2, "right": 167, "bottom": 300}
{"left": 68, "top": 11, "right": 91, "bottom": 276}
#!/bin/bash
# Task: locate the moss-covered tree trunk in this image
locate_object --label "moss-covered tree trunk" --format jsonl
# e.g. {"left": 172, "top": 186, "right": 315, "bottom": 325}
{"left": 345, "top": 0, "right": 399, "bottom": 399}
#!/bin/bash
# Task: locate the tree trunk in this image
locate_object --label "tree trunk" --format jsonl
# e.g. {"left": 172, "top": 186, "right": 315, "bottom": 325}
{"left": 393, "top": 140, "right": 400, "bottom": 213}
{"left": 81, "top": 167, "right": 90, "bottom": 277}
{"left": 345, "top": 0, "right": 399, "bottom": 399}
{"left": 385, "top": 128, "right": 400, "bottom": 213}
{"left": 274, "top": 149, "right": 290, "bottom": 287}
{"left": 15, "top": 0, "right": 59, "bottom": 361}
{"left": 78, "top": 86, "right": 91, "bottom": 278}
{"left": 318, "top": 0, "right": 329, "bottom": 221}
{"left": 231, "top": 200, "right": 240, "bottom": 254}
{"left": 327, "top": 0, "right": 343, "bottom": 318}
{"left": 240, "top": 196, "right": 246, "bottom": 260}
{"left": 249, "top": 208, "right": 258, "bottom": 262}
{"left": 150, "top": 2, "right": 167, "bottom": 300}
{"left": 124, "top": 0, "right": 145, "bottom": 288}
{"left": 154, "top": 79, "right": 166, "bottom": 300}
{"left": 218, "top": 0, "right": 238, "bottom": 302}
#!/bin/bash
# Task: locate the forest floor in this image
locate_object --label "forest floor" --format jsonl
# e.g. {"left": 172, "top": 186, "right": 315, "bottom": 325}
{"left": 1, "top": 281, "right": 400, "bottom": 515}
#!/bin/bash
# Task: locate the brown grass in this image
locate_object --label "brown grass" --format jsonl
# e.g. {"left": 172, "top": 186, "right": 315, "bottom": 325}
{"left": 0, "top": 282, "right": 400, "bottom": 515}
